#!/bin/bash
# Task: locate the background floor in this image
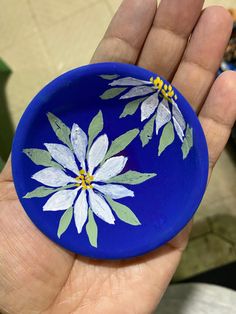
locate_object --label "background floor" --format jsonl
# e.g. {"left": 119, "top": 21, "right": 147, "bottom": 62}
{"left": 0, "top": 0, "right": 235, "bottom": 280}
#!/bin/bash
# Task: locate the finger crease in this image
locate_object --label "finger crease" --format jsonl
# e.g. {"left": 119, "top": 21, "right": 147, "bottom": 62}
{"left": 200, "top": 112, "right": 233, "bottom": 130}
{"left": 181, "top": 59, "right": 217, "bottom": 77}
{"left": 104, "top": 34, "right": 139, "bottom": 53}
{"left": 152, "top": 23, "right": 190, "bottom": 41}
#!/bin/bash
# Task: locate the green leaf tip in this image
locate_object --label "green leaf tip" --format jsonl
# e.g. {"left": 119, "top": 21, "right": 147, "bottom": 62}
{"left": 99, "top": 74, "right": 120, "bottom": 80}
{"left": 47, "top": 112, "right": 73, "bottom": 150}
{"left": 158, "top": 121, "right": 175, "bottom": 156}
{"left": 119, "top": 97, "right": 147, "bottom": 119}
{"left": 106, "top": 197, "right": 141, "bottom": 226}
{"left": 103, "top": 128, "right": 139, "bottom": 162}
{"left": 23, "top": 148, "right": 62, "bottom": 169}
{"left": 88, "top": 110, "right": 104, "bottom": 151}
{"left": 57, "top": 207, "right": 73, "bottom": 238}
{"left": 107, "top": 170, "right": 157, "bottom": 185}
{"left": 86, "top": 209, "right": 98, "bottom": 248}
{"left": 100, "top": 87, "right": 127, "bottom": 100}
{"left": 23, "top": 184, "right": 76, "bottom": 199}
{"left": 181, "top": 124, "right": 193, "bottom": 159}
{"left": 140, "top": 115, "right": 155, "bottom": 147}
{"left": 23, "top": 186, "right": 55, "bottom": 199}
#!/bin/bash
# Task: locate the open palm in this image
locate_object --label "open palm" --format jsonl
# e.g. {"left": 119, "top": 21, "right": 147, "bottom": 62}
{"left": 1, "top": 0, "right": 236, "bottom": 313}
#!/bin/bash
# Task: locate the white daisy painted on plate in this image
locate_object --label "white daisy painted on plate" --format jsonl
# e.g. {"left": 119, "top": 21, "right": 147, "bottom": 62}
{"left": 23, "top": 111, "right": 157, "bottom": 248}
{"left": 100, "top": 74, "right": 193, "bottom": 159}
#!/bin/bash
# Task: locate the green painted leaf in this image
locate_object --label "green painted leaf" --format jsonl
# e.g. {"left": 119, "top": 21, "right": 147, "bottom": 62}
{"left": 47, "top": 112, "right": 73, "bottom": 150}
{"left": 24, "top": 186, "right": 56, "bottom": 198}
{"left": 100, "top": 87, "right": 127, "bottom": 100}
{"left": 23, "top": 184, "right": 76, "bottom": 199}
{"left": 103, "top": 129, "right": 139, "bottom": 162}
{"left": 106, "top": 197, "right": 141, "bottom": 226}
{"left": 181, "top": 124, "right": 193, "bottom": 159}
{"left": 88, "top": 110, "right": 103, "bottom": 151}
{"left": 140, "top": 115, "right": 156, "bottom": 147}
{"left": 100, "top": 74, "right": 120, "bottom": 80}
{"left": 158, "top": 121, "right": 175, "bottom": 156}
{"left": 119, "top": 97, "right": 147, "bottom": 118}
{"left": 86, "top": 208, "right": 98, "bottom": 248}
{"left": 57, "top": 207, "right": 73, "bottom": 238}
{"left": 23, "top": 148, "right": 62, "bottom": 169}
{"left": 107, "top": 170, "right": 157, "bottom": 185}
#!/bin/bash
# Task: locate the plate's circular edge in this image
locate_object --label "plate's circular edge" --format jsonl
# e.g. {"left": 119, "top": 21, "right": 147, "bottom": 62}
{"left": 11, "top": 62, "right": 209, "bottom": 260}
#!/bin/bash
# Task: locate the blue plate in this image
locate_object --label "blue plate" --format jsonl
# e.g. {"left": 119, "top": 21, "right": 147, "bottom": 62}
{"left": 12, "top": 62, "right": 208, "bottom": 259}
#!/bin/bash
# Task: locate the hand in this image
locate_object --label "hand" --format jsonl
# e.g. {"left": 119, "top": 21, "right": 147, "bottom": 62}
{"left": 1, "top": 1, "right": 236, "bottom": 313}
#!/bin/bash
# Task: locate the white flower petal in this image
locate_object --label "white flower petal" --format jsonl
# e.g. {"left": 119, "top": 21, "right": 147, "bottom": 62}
{"left": 141, "top": 92, "right": 159, "bottom": 122}
{"left": 94, "top": 156, "right": 128, "bottom": 182}
{"left": 32, "top": 167, "right": 77, "bottom": 187}
{"left": 155, "top": 99, "right": 171, "bottom": 135}
{"left": 120, "top": 86, "right": 154, "bottom": 99}
{"left": 172, "top": 101, "right": 186, "bottom": 142}
{"left": 93, "top": 183, "right": 134, "bottom": 199}
{"left": 43, "top": 188, "right": 79, "bottom": 211}
{"left": 71, "top": 123, "right": 88, "bottom": 170}
{"left": 45, "top": 143, "right": 79, "bottom": 175}
{"left": 109, "top": 77, "right": 152, "bottom": 87}
{"left": 87, "top": 134, "right": 109, "bottom": 174}
{"left": 88, "top": 189, "right": 115, "bottom": 224}
{"left": 173, "top": 120, "right": 184, "bottom": 142}
{"left": 74, "top": 190, "right": 88, "bottom": 233}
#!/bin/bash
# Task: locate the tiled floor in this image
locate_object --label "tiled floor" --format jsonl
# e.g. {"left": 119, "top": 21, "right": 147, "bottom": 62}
{"left": 0, "top": 0, "right": 235, "bottom": 279}
{"left": 174, "top": 146, "right": 236, "bottom": 280}
{"left": 0, "top": 0, "right": 113, "bottom": 125}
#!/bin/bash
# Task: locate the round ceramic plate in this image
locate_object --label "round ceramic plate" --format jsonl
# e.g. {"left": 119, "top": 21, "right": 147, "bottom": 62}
{"left": 12, "top": 62, "right": 208, "bottom": 259}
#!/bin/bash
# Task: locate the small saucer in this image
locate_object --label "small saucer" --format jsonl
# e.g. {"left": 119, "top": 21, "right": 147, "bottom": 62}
{"left": 12, "top": 62, "right": 208, "bottom": 259}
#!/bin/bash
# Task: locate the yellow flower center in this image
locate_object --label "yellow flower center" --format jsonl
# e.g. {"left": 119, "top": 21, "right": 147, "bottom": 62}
{"left": 75, "top": 169, "right": 94, "bottom": 190}
{"left": 150, "top": 76, "right": 178, "bottom": 102}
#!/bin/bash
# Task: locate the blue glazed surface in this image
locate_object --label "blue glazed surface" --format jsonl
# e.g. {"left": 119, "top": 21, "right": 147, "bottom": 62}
{"left": 12, "top": 62, "right": 208, "bottom": 259}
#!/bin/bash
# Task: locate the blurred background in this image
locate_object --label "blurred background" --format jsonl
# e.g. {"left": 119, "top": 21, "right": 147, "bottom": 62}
{"left": 0, "top": 0, "right": 235, "bottom": 286}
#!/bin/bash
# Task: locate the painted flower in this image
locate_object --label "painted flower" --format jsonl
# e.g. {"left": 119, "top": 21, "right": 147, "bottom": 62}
{"left": 23, "top": 111, "right": 157, "bottom": 247}
{"left": 100, "top": 75, "right": 193, "bottom": 158}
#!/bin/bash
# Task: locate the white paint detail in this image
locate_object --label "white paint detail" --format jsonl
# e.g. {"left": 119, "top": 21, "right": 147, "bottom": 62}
{"left": 88, "top": 189, "right": 115, "bottom": 224}
{"left": 87, "top": 134, "right": 109, "bottom": 174}
{"left": 32, "top": 167, "right": 77, "bottom": 187}
{"left": 141, "top": 92, "right": 159, "bottom": 122}
{"left": 74, "top": 190, "right": 88, "bottom": 233}
{"left": 94, "top": 156, "right": 127, "bottom": 182}
{"left": 155, "top": 99, "right": 172, "bottom": 135}
{"left": 93, "top": 183, "right": 134, "bottom": 199}
{"left": 44, "top": 143, "right": 79, "bottom": 175}
{"left": 71, "top": 123, "right": 88, "bottom": 170}
{"left": 120, "top": 86, "right": 154, "bottom": 99}
{"left": 109, "top": 77, "right": 152, "bottom": 87}
{"left": 43, "top": 188, "right": 79, "bottom": 211}
{"left": 172, "top": 101, "right": 186, "bottom": 142}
